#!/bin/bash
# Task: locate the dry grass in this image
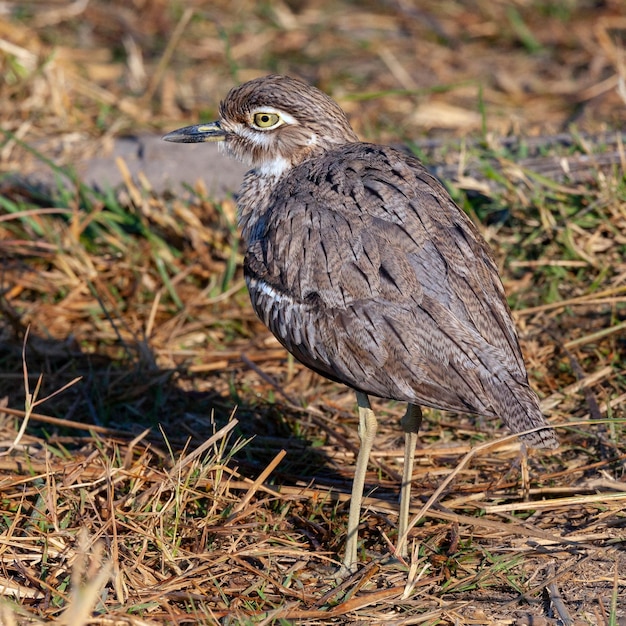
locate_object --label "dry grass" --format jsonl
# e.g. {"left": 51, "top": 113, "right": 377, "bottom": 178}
{"left": 1, "top": 1, "right": 626, "bottom": 624}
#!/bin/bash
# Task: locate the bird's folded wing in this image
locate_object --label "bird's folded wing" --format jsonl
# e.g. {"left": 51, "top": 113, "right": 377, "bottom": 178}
{"left": 245, "top": 144, "right": 530, "bottom": 414}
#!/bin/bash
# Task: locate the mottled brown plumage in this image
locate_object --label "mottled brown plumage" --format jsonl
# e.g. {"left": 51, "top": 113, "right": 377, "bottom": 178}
{"left": 164, "top": 74, "right": 558, "bottom": 574}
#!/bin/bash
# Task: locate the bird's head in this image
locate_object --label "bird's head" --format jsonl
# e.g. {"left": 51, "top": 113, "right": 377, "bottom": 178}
{"left": 163, "top": 75, "right": 358, "bottom": 177}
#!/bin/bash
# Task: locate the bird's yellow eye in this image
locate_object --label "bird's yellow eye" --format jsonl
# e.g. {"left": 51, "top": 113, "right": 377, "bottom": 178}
{"left": 253, "top": 112, "right": 281, "bottom": 128}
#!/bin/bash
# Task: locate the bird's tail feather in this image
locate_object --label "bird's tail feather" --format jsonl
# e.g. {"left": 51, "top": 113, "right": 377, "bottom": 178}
{"left": 489, "top": 378, "right": 559, "bottom": 450}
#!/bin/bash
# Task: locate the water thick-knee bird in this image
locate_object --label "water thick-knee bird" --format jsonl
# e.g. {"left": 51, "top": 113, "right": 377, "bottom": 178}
{"left": 163, "top": 74, "right": 558, "bottom": 574}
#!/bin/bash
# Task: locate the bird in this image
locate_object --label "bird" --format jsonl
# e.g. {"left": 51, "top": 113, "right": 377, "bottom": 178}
{"left": 163, "top": 74, "right": 558, "bottom": 575}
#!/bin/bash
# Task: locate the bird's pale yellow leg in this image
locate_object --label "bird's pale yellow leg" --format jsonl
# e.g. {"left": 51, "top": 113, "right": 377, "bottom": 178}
{"left": 339, "top": 391, "right": 378, "bottom": 576}
{"left": 396, "top": 403, "right": 422, "bottom": 559}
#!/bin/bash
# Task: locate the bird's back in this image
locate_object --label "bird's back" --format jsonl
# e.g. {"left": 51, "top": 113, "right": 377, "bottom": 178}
{"left": 242, "top": 142, "right": 558, "bottom": 449}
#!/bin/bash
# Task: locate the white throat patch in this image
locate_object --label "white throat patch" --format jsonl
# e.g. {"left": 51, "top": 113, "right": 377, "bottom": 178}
{"left": 256, "top": 156, "right": 291, "bottom": 178}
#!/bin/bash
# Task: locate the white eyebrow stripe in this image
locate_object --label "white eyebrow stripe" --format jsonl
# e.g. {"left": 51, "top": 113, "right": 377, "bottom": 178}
{"left": 249, "top": 106, "right": 298, "bottom": 125}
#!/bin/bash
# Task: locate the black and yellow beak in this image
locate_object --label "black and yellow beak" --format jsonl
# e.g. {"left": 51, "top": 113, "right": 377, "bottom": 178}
{"left": 162, "top": 121, "right": 227, "bottom": 144}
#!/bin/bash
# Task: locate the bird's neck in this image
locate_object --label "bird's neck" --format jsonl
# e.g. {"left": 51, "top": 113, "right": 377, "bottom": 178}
{"left": 236, "top": 141, "right": 354, "bottom": 241}
{"left": 237, "top": 167, "right": 285, "bottom": 243}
